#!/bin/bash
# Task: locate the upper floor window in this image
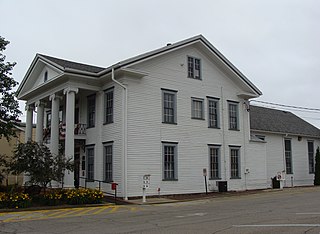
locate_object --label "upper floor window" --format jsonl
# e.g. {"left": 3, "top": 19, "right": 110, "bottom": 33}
{"left": 162, "top": 89, "right": 177, "bottom": 124}
{"left": 228, "top": 101, "right": 239, "bottom": 130}
{"left": 187, "top": 56, "right": 201, "bottom": 79}
{"left": 87, "top": 95, "right": 96, "bottom": 128}
{"left": 104, "top": 88, "right": 114, "bottom": 124}
{"left": 208, "top": 98, "right": 219, "bottom": 128}
{"left": 308, "top": 141, "right": 314, "bottom": 174}
{"left": 191, "top": 98, "right": 204, "bottom": 120}
{"left": 44, "top": 71, "right": 48, "bottom": 82}
{"left": 285, "top": 139, "right": 293, "bottom": 174}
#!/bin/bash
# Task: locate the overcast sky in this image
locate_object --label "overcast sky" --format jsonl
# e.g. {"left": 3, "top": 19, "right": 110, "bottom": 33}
{"left": 1, "top": 0, "right": 320, "bottom": 127}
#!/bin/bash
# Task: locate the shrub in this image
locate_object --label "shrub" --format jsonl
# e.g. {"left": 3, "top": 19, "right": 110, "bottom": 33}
{"left": 0, "top": 192, "right": 31, "bottom": 209}
{"left": 63, "top": 188, "right": 103, "bottom": 205}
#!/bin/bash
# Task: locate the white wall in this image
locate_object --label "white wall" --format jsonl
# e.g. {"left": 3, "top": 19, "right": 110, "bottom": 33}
{"left": 123, "top": 45, "right": 257, "bottom": 197}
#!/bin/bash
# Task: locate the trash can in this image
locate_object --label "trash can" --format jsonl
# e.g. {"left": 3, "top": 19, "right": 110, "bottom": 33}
{"left": 272, "top": 176, "right": 280, "bottom": 189}
{"left": 217, "top": 181, "right": 228, "bottom": 192}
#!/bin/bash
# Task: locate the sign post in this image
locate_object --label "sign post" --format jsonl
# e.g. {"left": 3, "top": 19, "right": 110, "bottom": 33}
{"left": 142, "top": 174, "right": 150, "bottom": 203}
{"left": 203, "top": 168, "right": 208, "bottom": 194}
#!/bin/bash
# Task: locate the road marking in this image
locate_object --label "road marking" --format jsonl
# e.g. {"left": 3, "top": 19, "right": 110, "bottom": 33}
{"left": 176, "top": 212, "right": 207, "bottom": 218}
{"left": 92, "top": 206, "right": 110, "bottom": 215}
{"left": 234, "top": 224, "right": 320, "bottom": 227}
{"left": 296, "top": 213, "right": 320, "bottom": 215}
{"left": 74, "top": 207, "right": 99, "bottom": 216}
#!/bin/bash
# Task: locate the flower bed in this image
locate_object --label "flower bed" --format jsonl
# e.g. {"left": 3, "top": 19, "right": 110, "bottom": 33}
{"left": 0, "top": 192, "right": 32, "bottom": 209}
{"left": 0, "top": 188, "right": 104, "bottom": 209}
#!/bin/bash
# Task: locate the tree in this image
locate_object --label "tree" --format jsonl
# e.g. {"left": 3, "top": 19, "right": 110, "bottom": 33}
{"left": 0, "top": 154, "right": 11, "bottom": 185}
{"left": 0, "top": 36, "right": 21, "bottom": 140}
{"left": 314, "top": 147, "right": 320, "bottom": 186}
{"left": 10, "top": 141, "right": 73, "bottom": 189}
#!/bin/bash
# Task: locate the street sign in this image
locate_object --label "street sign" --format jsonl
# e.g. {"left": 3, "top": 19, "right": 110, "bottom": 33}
{"left": 143, "top": 174, "right": 150, "bottom": 189}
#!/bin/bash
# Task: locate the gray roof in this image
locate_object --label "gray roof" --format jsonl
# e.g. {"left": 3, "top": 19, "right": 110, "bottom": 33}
{"left": 39, "top": 54, "right": 105, "bottom": 73}
{"left": 250, "top": 105, "right": 320, "bottom": 138}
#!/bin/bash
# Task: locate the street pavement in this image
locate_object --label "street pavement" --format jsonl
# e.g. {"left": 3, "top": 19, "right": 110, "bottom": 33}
{"left": 0, "top": 186, "right": 320, "bottom": 233}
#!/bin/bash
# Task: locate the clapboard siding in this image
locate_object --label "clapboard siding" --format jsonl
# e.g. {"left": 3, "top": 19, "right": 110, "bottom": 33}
{"left": 124, "top": 46, "right": 252, "bottom": 196}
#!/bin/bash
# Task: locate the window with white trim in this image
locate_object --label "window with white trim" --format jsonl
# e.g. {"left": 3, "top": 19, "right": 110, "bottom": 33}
{"left": 285, "top": 139, "right": 293, "bottom": 174}
{"left": 163, "top": 142, "right": 178, "bottom": 180}
{"left": 104, "top": 88, "right": 114, "bottom": 124}
{"left": 187, "top": 56, "right": 201, "bottom": 79}
{"left": 228, "top": 102, "right": 239, "bottom": 130}
{"left": 208, "top": 98, "right": 219, "bottom": 128}
{"left": 87, "top": 95, "right": 96, "bottom": 128}
{"left": 209, "top": 145, "right": 220, "bottom": 179}
{"left": 162, "top": 89, "right": 177, "bottom": 124}
{"left": 191, "top": 98, "right": 204, "bottom": 119}
{"left": 308, "top": 141, "right": 314, "bottom": 174}
{"left": 104, "top": 143, "right": 113, "bottom": 182}
{"left": 86, "top": 146, "right": 95, "bottom": 180}
{"left": 230, "top": 147, "right": 241, "bottom": 179}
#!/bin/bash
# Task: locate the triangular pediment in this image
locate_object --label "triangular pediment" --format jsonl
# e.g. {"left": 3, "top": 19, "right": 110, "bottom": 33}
{"left": 17, "top": 55, "right": 64, "bottom": 100}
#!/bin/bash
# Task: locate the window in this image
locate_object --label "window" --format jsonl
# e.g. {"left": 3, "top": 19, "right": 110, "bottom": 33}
{"left": 86, "top": 147, "right": 94, "bottom": 180}
{"left": 191, "top": 98, "right": 204, "bottom": 119}
{"left": 44, "top": 71, "right": 48, "bottom": 82}
{"left": 208, "top": 98, "right": 219, "bottom": 128}
{"left": 230, "top": 147, "right": 240, "bottom": 179}
{"left": 228, "top": 102, "right": 239, "bottom": 130}
{"left": 87, "top": 95, "right": 96, "bottom": 128}
{"left": 104, "top": 88, "right": 114, "bottom": 124}
{"left": 209, "top": 146, "right": 220, "bottom": 179}
{"left": 163, "top": 142, "right": 178, "bottom": 180}
{"left": 162, "top": 89, "right": 177, "bottom": 124}
{"left": 187, "top": 56, "right": 201, "bottom": 79}
{"left": 104, "top": 143, "right": 113, "bottom": 182}
{"left": 308, "top": 141, "right": 315, "bottom": 174}
{"left": 46, "top": 111, "right": 51, "bottom": 128}
{"left": 285, "top": 139, "right": 293, "bottom": 174}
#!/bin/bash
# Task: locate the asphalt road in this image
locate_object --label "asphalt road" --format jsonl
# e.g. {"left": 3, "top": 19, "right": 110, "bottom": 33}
{"left": 1, "top": 186, "right": 320, "bottom": 234}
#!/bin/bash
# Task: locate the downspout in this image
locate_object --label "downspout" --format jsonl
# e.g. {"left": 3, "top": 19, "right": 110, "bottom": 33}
{"left": 221, "top": 87, "right": 227, "bottom": 181}
{"left": 111, "top": 68, "right": 128, "bottom": 200}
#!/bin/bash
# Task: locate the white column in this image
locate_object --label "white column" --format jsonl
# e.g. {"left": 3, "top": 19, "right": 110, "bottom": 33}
{"left": 25, "top": 104, "right": 34, "bottom": 142}
{"left": 35, "top": 101, "right": 45, "bottom": 144}
{"left": 49, "top": 94, "right": 61, "bottom": 156}
{"left": 64, "top": 87, "right": 78, "bottom": 187}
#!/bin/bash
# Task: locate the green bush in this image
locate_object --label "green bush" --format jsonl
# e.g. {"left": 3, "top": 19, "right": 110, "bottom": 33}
{"left": 0, "top": 192, "right": 31, "bottom": 209}
{"left": 63, "top": 188, "right": 104, "bottom": 205}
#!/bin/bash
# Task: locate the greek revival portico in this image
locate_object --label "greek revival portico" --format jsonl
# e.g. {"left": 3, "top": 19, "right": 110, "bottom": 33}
{"left": 24, "top": 87, "right": 79, "bottom": 188}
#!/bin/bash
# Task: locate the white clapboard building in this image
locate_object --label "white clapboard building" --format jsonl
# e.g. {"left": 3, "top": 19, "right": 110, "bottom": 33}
{"left": 17, "top": 35, "right": 320, "bottom": 199}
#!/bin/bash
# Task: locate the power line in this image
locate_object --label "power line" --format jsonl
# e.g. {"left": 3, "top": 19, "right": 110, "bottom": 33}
{"left": 251, "top": 100, "right": 320, "bottom": 112}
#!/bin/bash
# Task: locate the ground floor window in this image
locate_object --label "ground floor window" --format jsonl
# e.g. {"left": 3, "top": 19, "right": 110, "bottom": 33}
{"left": 86, "top": 146, "right": 94, "bottom": 180}
{"left": 104, "top": 143, "right": 113, "bottom": 182}
{"left": 209, "top": 145, "right": 220, "bottom": 179}
{"left": 163, "top": 142, "right": 178, "bottom": 180}
{"left": 285, "top": 139, "right": 293, "bottom": 174}
{"left": 230, "top": 147, "right": 240, "bottom": 179}
{"left": 308, "top": 141, "right": 315, "bottom": 174}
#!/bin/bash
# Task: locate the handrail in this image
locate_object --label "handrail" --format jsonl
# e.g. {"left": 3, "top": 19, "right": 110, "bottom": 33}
{"left": 79, "top": 177, "right": 118, "bottom": 204}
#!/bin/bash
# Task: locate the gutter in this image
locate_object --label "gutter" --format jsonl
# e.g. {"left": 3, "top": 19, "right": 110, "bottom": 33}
{"left": 111, "top": 68, "right": 128, "bottom": 200}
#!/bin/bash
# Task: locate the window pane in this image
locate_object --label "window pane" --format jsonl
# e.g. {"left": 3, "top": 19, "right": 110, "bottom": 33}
{"left": 230, "top": 148, "right": 240, "bottom": 178}
{"left": 87, "top": 95, "right": 95, "bottom": 128}
{"left": 210, "top": 147, "right": 219, "bottom": 179}
{"left": 87, "top": 148, "right": 94, "bottom": 180}
{"left": 188, "top": 57, "right": 194, "bottom": 78}
{"left": 285, "top": 139, "right": 292, "bottom": 174}
{"left": 163, "top": 92, "right": 176, "bottom": 124}
{"left": 163, "top": 145, "right": 176, "bottom": 180}
{"left": 192, "top": 99, "right": 203, "bottom": 119}
{"left": 229, "top": 103, "right": 238, "bottom": 130}
{"left": 308, "top": 141, "right": 314, "bottom": 173}
{"left": 208, "top": 100, "right": 218, "bottom": 128}
{"left": 105, "top": 90, "right": 114, "bottom": 124}
{"left": 104, "top": 145, "right": 113, "bottom": 182}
